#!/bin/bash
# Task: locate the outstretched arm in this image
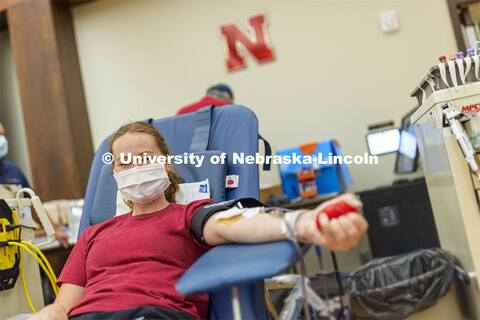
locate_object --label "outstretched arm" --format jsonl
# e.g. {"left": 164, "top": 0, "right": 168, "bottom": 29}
{"left": 202, "top": 193, "right": 368, "bottom": 251}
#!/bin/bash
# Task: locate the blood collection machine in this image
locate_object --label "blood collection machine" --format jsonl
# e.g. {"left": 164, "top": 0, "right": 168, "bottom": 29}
{"left": 410, "top": 47, "right": 480, "bottom": 316}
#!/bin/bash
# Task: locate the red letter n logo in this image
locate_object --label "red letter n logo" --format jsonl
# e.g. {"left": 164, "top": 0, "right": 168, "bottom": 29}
{"left": 221, "top": 13, "right": 275, "bottom": 71}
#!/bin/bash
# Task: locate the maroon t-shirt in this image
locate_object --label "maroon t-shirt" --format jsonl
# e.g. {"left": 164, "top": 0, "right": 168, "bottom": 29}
{"left": 176, "top": 96, "right": 229, "bottom": 115}
{"left": 57, "top": 199, "right": 214, "bottom": 319}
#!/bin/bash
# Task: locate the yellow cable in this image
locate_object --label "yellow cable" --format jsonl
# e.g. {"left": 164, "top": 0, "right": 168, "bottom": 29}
{"left": 9, "top": 242, "right": 59, "bottom": 295}
{"left": 18, "top": 249, "right": 36, "bottom": 313}
{"left": 21, "top": 241, "right": 58, "bottom": 283}
{"left": 10, "top": 207, "right": 60, "bottom": 310}
{"left": 11, "top": 205, "right": 58, "bottom": 284}
{"left": 9, "top": 209, "right": 37, "bottom": 312}
{"left": 8, "top": 242, "right": 59, "bottom": 295}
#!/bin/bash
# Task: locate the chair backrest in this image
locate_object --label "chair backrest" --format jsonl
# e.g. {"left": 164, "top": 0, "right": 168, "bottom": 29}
{"left": 79, "top": 105, "right": 261, "bottom": 234}
{"left": 78, "top": 105, "right": 268, "bottom": 319}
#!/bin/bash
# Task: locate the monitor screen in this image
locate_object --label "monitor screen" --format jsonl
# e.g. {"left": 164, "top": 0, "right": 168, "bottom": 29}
{"left": 398, "top": 129, "right": 417, "bottom": 159}
{"left": 366, "top": 128, "right": 400, "bottom": 156}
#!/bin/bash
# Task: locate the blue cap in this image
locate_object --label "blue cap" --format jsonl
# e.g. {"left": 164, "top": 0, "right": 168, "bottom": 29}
{"left": 206, "top": 84, "right": 234, "bottom": 100}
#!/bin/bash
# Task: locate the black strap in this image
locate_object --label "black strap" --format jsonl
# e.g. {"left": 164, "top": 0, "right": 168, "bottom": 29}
{"left": 259, "top": 134, "right": 272, "bottom": 171}
{"left": 189, "top": 105, "right": 213, "bottom": 152}
{"left": 190, "top": 198, "right": 265, "bottom": 245}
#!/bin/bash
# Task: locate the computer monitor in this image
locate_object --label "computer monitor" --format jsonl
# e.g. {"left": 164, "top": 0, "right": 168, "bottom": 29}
{"left": 395, "top": 106, "right": 419, "bottom": 174}
{"left": 366, "top": 128, "right": 400, "bottom": 156}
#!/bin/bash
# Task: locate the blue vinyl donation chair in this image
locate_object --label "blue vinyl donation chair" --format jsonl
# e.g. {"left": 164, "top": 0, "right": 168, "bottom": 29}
{"left": 79, "top": 105, "right": 301, "bottom": 319}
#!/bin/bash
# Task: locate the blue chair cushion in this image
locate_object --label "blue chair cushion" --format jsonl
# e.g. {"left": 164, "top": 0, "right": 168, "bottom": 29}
{"left": 176, "top": 241, "right": 301, "bottom": 295}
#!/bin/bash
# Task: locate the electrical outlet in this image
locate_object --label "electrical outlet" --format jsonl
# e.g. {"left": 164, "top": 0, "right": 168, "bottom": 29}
{"left": 379, "top": 10, "right": 400, "bottom": 33}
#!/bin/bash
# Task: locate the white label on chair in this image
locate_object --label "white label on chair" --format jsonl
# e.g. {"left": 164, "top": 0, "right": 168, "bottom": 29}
{"left": 225, "top": 175, "right": 239, "bottom": 188}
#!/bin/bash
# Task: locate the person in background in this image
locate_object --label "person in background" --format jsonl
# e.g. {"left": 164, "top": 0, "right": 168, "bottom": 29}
{"left": 0, "top": 122, "right": 30, "bottom": 188}
{"left": 176, "top": 84, "right": 234, "bottom": 115}
{"left": 0, "top": 122, "right": 69, "bottom": 248}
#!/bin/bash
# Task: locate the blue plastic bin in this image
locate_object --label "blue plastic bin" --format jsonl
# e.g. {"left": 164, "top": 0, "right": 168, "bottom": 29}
{"left": 277, "top": 140, "right": 353, "bottom": 200}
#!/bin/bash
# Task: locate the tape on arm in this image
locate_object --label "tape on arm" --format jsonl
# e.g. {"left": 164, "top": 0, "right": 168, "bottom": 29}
{"left": 190, "top": 198, "right": 265, "bottom": 245}
{"left": 281, "top": 209, "right": 307, "bottom": 242}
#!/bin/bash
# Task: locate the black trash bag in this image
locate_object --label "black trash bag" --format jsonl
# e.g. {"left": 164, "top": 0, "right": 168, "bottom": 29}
{"left": 346, "top": 248, "right": 458, "bottom": 319}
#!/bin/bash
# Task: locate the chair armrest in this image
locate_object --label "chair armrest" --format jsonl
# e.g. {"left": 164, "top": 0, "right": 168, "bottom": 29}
{"left": 176, "top": 241, "right": 309, "bottom": 295}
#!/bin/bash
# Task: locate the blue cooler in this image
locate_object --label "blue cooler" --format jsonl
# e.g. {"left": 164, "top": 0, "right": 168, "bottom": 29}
{"left": 277, "top": 140, "right": 353, "bottom": 200}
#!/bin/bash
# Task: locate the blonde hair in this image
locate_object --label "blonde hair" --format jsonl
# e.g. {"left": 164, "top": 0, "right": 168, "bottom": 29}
{"left": 109, "top": 122, "right": 180, "bottom": 208}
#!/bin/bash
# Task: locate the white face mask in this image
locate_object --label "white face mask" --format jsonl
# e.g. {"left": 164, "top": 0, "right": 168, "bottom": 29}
{"left": 113, "top": 163, "right": 171, "bottom": 205}
{"left": 0, "top": 135, "right": 8, "bottom": 159}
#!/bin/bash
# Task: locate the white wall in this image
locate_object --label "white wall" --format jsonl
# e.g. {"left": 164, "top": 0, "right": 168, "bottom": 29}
{"left": 1, "top": 0, "right": 457, "bottom": 194}
{"left": 0, "top": 31, "right": 33, "bottom": 185}
{"left": 71, "top": 0, "right": 458, "bottom": 192}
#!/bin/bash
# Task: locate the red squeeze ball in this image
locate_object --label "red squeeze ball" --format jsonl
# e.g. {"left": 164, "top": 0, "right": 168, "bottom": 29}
{"left": 316, "top": 201, "right": 358, "bottom": 231}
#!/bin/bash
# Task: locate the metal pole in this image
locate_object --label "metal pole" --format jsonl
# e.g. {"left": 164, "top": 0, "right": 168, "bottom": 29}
{"left": 231, "top": 285, "right": 242, "bottom": 320}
